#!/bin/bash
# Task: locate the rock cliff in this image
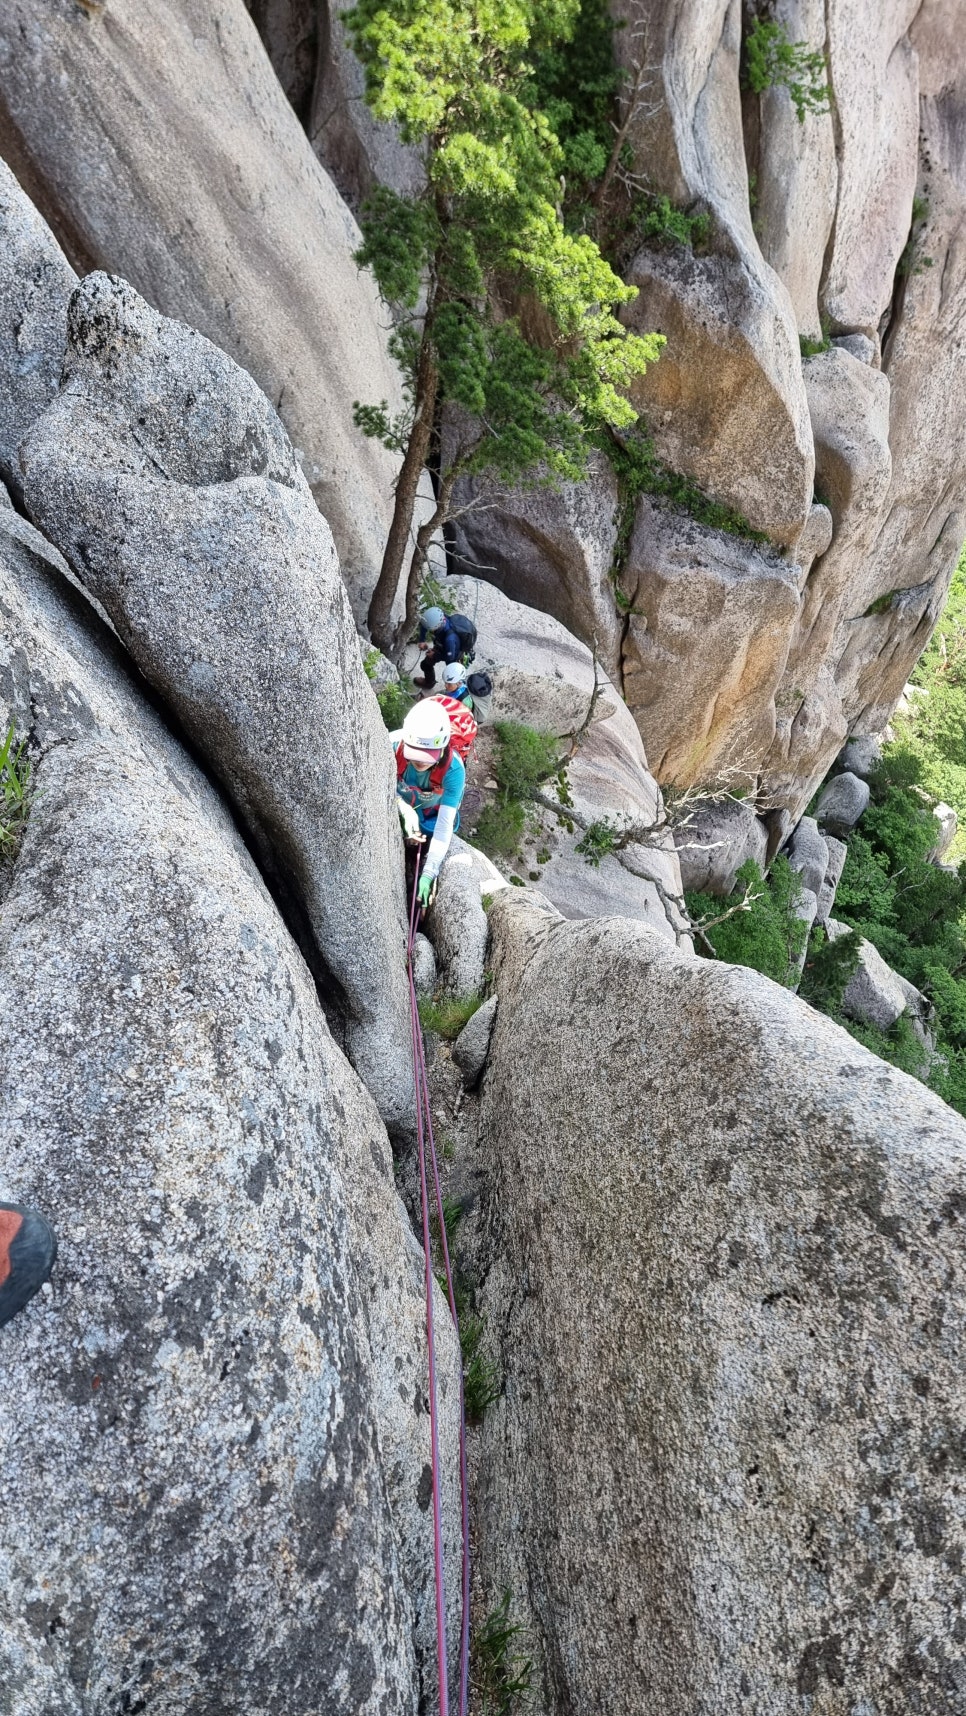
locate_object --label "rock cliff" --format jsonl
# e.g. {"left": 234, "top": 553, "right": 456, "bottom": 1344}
{"left": 0, "top": 3, "right": 965, "bottom": 1711}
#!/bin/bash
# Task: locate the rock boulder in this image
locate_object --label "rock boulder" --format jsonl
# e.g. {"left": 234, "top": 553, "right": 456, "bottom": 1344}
{"left": 0, "top": 506, "right": 460, "bottom": 1712}
{"left": 475, "top": 889, "right": 966, "bottom": 1716}
{"left": 621, "top": 499, "right": 801, "bottom": 789}
{"left": 674, "top": 796, "right": 769, "bottom": 898}
{"left": 0, "top": 156, "right": 76, "bottom": 504}
{"left": 0, "top": 0, "right": 411, "bottom": 612}
{"left": 814, "top": 769, "right": 871, "bottom": 835}
{"left": 21, "top": 273, "right": 413, "bottom": 1133}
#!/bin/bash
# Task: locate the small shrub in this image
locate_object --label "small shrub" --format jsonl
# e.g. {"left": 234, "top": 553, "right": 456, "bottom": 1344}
{"left": 474, "top": 722, "right": 561, "bottom": 860}
{"left": 473, "top": 1590, "right": 532, "bottom": 1716}
{"left": 375, "top": 679, "right": 415, "bottom": 731}
{"left": 0, "top": 725, "right": 32, "bottom": 861}
{"left": 802, "top": 322, "right": 830, "bottom": 360}
{"left": 634, "top": 194, "right": 711, "bottom": 249}
{"left": 744, "top": 17, "right": 832, "bottom": 122}
{"left": 863, "top": 590, "right": 899, "bottom": 618}
{"left": 475, "top": 797, "right": 526, "bottom": 859}
{"left": 896, "top": 194, "right": 933, "bottom": 279}
{"left": 603, "top": 428, "right": 769, "bottom": 549}
{"left": 491, "top": 721, "right": 561, "bottom": 801}
{"left": 418, "top": 991, "right": 483, "bottom": 1040}
{"left": 575, "top": 817, "right": 619, "bottom": 866}
{"left": 798, "top": 926, "right": 861, "bottom": 1013}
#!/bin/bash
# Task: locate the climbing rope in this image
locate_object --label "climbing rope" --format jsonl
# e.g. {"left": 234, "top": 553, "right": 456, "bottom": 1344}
{"left": 406, "top": 855, "right": 470, "bottom": 1716}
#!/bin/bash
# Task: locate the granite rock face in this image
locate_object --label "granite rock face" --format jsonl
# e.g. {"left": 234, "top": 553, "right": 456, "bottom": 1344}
{"left": 446, "top": 449, "right": 624, "bottom": 677}
{"left": 0, "top": 157, "right": 77, "bottom": 507}
{"left": 612, "top": 0, "right": 814, "bottom": 546}
{"left": 0, "top": 0, "right": 411, "bottom": 613}
{"left": 21, "top": 273, "right": 414, "bottom": 1133}
{"left": 412, "top": 4, "right": 966, "bottom": 826}
{"left": 475, "top": 889, "right": 966, "bottom": 1716}
{"left": 0, "top": 508, "right": 461, "bottom": 1714}
{"left": 620, "top": 499, "right": 801, "bottom": 788}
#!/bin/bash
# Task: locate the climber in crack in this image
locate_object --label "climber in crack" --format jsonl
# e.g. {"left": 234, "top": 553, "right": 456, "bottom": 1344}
{"left": 393, "top": 701, "right": 465, "bottom": 909}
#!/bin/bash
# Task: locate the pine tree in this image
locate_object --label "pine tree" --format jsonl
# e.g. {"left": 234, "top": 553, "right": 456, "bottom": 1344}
{"left": 344, "top": 0, "right": 664, "bottom": 655}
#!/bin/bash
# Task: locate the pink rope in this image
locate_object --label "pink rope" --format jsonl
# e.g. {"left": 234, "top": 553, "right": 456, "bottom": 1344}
{"left": 406, "top": 856, "right": 470, "bottom": 1716}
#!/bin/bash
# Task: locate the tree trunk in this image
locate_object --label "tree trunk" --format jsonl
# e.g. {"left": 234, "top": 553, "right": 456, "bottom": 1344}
{"left": 399, "top": 464, "right": 459, "bottom": 647}
{"left": 366, "top": 334, "right": 439, "bottom": 656}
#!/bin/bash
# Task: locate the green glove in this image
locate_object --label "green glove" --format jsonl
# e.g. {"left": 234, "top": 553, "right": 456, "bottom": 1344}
{"left": 417, "top": 871, "right": 434, "bottom": 908}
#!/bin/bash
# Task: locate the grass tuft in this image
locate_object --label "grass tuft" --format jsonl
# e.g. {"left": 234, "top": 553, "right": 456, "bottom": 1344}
{"left": 0, "top": 725, "right": 32, "bottom": 861}
{"left": 418, "top": 991, "right": 483, "bottom": 1040}
{"left": 473, "top": 1590, "right": 532, "bottom": 1716}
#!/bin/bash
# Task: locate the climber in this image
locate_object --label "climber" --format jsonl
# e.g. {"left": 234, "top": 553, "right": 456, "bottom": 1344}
{"left": 393, "top": 700, "right": 465, "bottom": 908}
{"left": 442, "top": 661, "right": 476, "bottom": 712}
{"left": 0, "top": 1203, "right": 57, "bottom": 1329}
{"left": 413, "top": 604, "right": 478, "bottom": 691}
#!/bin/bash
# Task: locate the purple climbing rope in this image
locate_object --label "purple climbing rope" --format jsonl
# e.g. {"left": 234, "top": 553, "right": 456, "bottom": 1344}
{"left": 406, "top": 856, "right": 471, "bottom": 1716}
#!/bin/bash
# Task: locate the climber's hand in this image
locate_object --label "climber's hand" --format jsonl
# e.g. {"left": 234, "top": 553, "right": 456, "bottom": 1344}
{"left": 398, "top": 800, "right": 424, "bottom": 844}
{"left": 417, "top": 871, "right": 435, "bottom": 909}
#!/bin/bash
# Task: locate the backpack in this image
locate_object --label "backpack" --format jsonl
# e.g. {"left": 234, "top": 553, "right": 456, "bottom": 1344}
{"left": 448, "top": 613, "right": 477, "bottom": 662}
{"left": 394, "top": 695, "right": 478, "bottom": 798}
{"left": 466, "top": 670, "right": 493, "bottom": 699}
{"left": 430, "top": 693, "right": 478, "bottom": 764}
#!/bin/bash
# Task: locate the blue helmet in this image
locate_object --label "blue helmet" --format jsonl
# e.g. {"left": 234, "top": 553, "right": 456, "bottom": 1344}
{"left": 421, "top": 606, "right": 445, "bottom": 632}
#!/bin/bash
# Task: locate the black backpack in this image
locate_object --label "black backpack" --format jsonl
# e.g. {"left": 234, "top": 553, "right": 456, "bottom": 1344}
{"left": 466, "top": 670, "right": 492, "bottom": 698}
{"left": 448, "top": 613, "right": 477, "bottom": 662}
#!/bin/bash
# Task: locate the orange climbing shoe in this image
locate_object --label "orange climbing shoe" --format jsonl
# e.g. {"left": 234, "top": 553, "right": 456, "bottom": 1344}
{"left": 0, "top": 1203, "right": 57, "bottom": 1328}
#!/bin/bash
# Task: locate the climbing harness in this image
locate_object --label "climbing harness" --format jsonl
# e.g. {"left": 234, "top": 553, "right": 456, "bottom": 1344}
{"left": 406, "top": 855, "right": 470, "bottom": 1716}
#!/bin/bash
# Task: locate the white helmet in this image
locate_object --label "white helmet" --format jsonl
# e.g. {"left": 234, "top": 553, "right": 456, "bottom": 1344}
{"left": 421, "top": 606, "right": 445, "bottom": 632}
{"left": 401, "top": 700, "right": 451, "bottom": 767}
{"left": 443, "top": 662, "right": 466, "bottom": 688}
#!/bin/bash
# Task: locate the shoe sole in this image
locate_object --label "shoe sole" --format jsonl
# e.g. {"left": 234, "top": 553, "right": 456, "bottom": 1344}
{"left": 0, "top": 1204, "right": 58, "bottom": 1328}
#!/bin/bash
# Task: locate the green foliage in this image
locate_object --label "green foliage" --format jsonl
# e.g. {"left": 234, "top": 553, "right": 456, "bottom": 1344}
{"left": 527, "top": 0, "right": 618, "bottom": 191}
{"left": 491, "top": 720, "right": 561, "bottom": 800}
{"left": 798, "top": 926, "right": 861, "bottom": 1013}
{"left": 841, "top": 1012, "right": 929, "bottom": 1081}
{"left": 799, "top": 321, "right": 832, "bottom": 359}
{"left": 891, "top": 543, "right": 966, "bottom": 859}
{"left": 744, "top": 17, "right": 832, "bottom": 122}
{"left": 473, "top": 721, "right": 561, "bottom": 859}
{"left": 863, "top": 590, "right": 899, "bottom": 617}
{"left": 378, "top": 679, "right": 416, "bottom": 730}
{"left": 687, "top": 858, "right": 808, "bottom": 985}
{"left": 575, "top": 817, "right": 618, "bottom": 866}
{"left": 362, "top": 644, "right": 416, "bottom": 727}
{"left": 813, "top": 723, "right": 966, "bottom": 1116}
{"left": 0, "top": 725, "right": 32, "bottom": 861}
{"left": 633, "top": 194, "right": 711, "bottom": 250}
{"left": 346, "top": 0, "right": 663, "bottom": 505}
{"left": 460, "top": 1312, "right": 501, "bottom": 1422}
{"left": 475, "top": 797, "right": 527, "bottom": 858}
{"left": 430, "top": 1197, "right": 501, "bottom": 1421}
{"left": 473, "top": 1590, "right": 533, "bottom": 1716}
{"left": 417, "top": 570, "right": 457, "bottom": 617}
{"left": 418, "top": 990, "right": 484, "bottom": 1040}
{"left": 896, "top": 194, "right": 934, "bottom": 279}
